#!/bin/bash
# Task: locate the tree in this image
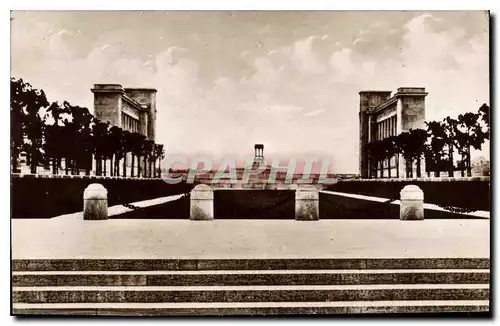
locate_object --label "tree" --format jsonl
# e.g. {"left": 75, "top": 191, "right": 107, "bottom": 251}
{"left": 11, "top": 78, "right": 49, "bottom": 173}
{"left": 122, "top": 130, "right": 132, "bottom": 177}
{"left": 109, "top": 126, "right": 124, "bottom": 177}
{"left": 154, "top": 144, "right": 165, "bottom": 178}
{"left": 66, "top": 102, "right": 93, "bottom": 175}
{"left": 411, "top": 129, "right": 429, "bottom": 178}
{"left": 455, "top": 112, "right": 488, "bottom": 177}
{"left": 426, "top": 121, "right": 447, "bottom": 177}
{"left": 92, "top": 120, "right": 109, "bottom": 176}
{"left": 395, "top": 131, "right": 428, "bottom": 178}
{"left": 10, "top": 78, "right": 25, "bottom": 173}
{"left": 44, "top": 123, "right": 63, "bottom": 174}
{"left": 142, "top": 140, "right": 154, "bottom": 178}
{"left": 380, "top": 137, "right": 397, "bottom": 178}
{"left": 443, "top": 116, "right": 459, "bottom": 177}
{"left": 366, "top": 140, "right": 385, "bottom": 178}
{"left": 11, "top": 77, "right": 170, "bottom": 179}
{"left": 44, "top": 101, "right": 68, "bottom": 174}
{"left": 478, "top": 103, "right": 490, "bottom": 134}
{"left": 130, "top": 132, "right": 146, "bottom": 178}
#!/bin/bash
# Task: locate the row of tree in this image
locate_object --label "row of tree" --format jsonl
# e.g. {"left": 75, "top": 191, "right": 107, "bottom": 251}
{"left": 11, "top": 77, "right": 165, "bottom": 178}
{"left": 365, "top": 103, "right": 490, "bottom": 178}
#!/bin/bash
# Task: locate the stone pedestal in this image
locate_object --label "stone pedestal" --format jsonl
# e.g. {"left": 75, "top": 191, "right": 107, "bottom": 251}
{"left": 295, "top": 186, "right": 319, "bottom": 221}
{"left": 83, "top": 183, "right": 108, "bottom": 220}
{"left": 190, "top": 184, "right": 214, "bottom": 220}
{"left": 400, "top": 185, "right": 424, "bottom": 220}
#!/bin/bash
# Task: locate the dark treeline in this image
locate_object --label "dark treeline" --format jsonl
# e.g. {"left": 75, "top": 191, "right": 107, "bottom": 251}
{"left": 11, "top": 77, "right": 165, "bottom": 178}
{"left": 365, "top": 104, "right": 490, "bottom": 178}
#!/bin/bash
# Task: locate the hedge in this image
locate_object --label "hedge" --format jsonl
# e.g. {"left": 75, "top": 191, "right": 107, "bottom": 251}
{"left": 214, "top": 190, "right": 295, "bottom": 219}
{"left": 325, "top": 178, "right": 490, "bottom": 211}
{"left": 11, "top": 174, "right": 194, "bottom": 219}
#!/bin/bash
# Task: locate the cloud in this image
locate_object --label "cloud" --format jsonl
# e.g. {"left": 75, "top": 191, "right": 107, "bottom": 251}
{"left": 267, "top": 105, "right": 304, "bottom": 113}
{"left": 48, "top": 29, "right": 74, "bottom": 58}
{"left": 303, "top": 109, "right": 325, "bottom": 117}
{"left": 290, "top": 35, "right": 325, "bottom": 75}
{"left": 10, "top": 12, "right": 489, "bottom": 172}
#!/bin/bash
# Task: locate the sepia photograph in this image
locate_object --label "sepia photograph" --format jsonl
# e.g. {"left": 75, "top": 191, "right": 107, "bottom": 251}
{"left": 9, "top": 9, "right": 491, "bottom": 317}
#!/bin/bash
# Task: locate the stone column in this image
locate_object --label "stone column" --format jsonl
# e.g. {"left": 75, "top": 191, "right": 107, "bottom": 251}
{"left": 295, "top": 185, "right": 319, "bottom": 221}
{"left": 400, "top": 185, "right": 424, "bottom": 220}
{"left": 190, "top": 184, "right": 214, "bottom": 220}
{"left": 83, "top": 183, "right": 108, "bottom": 220}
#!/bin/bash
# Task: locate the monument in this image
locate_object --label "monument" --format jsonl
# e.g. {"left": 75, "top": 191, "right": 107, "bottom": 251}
{"left": 91, "top": 84, "right": 157, "bottom": 141}
{"left": 359, "top": 87, "right": 427, "bottom": 179}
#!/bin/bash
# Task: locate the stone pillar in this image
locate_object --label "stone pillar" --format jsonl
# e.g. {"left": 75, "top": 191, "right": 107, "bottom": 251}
{"left": 190, "top": 184, "right": 214, "bottom": 220}
{"left": 83, "top": 183, "right": 108, "bottom": 220}
{"left": 295, "top": 185, "right": 319, "bottom": 221}
{"left": 400, "top": 185, "right": 424, "bottom": 220}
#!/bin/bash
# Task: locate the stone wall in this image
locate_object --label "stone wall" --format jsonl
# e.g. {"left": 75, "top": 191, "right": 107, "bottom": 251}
{"left": 358, "top": 91, "right": 392, "bottom": 178}
{"left": 401, "top": 96, "right": 426, "bottom": 131}
{"left": 121, "top": 100, "right": 140, "bottom": 120}
{"left": 125, "top": 88, "right": 157, "bottom": 141}
{"left": 93, "top": 92, "right": 122, "bottom": 127}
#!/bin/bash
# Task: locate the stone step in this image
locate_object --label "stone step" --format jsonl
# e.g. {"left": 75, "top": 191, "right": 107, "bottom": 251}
{"left": 12, "top": 300, "right": 490, "bottom": 315}
{"left": 12, "top": 269, "right": 490, "bottom": 287}
{"left": 12, "top": 258, "right": 490, "bottom": 272}
{"left": 13, "top": 284, "right": 489, "bottom": 303}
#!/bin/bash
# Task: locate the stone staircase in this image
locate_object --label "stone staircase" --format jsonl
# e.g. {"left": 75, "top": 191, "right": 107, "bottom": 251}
{"left": 12, "top": 258, "right": 490, "bottom": 316}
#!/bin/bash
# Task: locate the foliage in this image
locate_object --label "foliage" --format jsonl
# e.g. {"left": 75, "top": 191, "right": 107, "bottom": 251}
{"left": 367, "top": 103, "right": 489, "bottom": 178}
{"left": 11, "top": 77, "right": 166, "bottom": 178}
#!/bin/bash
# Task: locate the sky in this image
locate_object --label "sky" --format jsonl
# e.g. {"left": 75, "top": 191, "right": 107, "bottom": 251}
{"left": 10, "top": 11, "right": 490, "bottom": 173}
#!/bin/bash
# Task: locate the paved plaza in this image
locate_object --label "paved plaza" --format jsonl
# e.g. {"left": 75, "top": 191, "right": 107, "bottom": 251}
{"left": 12, "top": 218, "right": 490, "bottom": 259}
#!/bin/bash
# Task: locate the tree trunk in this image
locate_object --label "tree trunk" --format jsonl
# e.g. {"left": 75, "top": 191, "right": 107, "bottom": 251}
{"left": 448, "top": 144, "right": 454, "bottom": 177}
{"left": 30, "top": 145, "right": 37, "bottom": 174}
{"left": 85, "top": 153, "right": 91, "bottom": 176}
{"left": 131, "top": 154, "right": 135, "bottom": 178}
{"left": 387, "top": 157, "right": 391, "bottom": 178}
{"left": 137, "top": 155, "right": 141, "bottom": 177}
{"left": 466, "top": 146, "right": 472, "bottom": 177}
{"left": 396, "top": 154, "right": 399, "bottom": 178}
{"left": 98, "top": 156, "right": 102, "bottom": 176}
{"left": 110, "top": 155, "right": 114, "bottom": 176}
{"left": 158, "top": 158, "right": 161, "bottom": 178}
{"left": 459, "top": 152, "right": 465, "bottom": 177}
{"left": 103, "top": 158, "right": 107, "bottom": 176}
{"left": 416, "top": 156, "right": 421, "bottom": 178}
{"left": 12, "top": 146, "right": 19, "bottom": 173}
{"left": 123, "top": 153, "right": 127, "bottom": 177}
{"left": 95, "top": 155, "right": 99, "bottom": 176}
{"left": 434, "top": 155, "right": 439, "bottom": 177}
{"left": 144, "top": 155, "right": 147, "bottom": 178}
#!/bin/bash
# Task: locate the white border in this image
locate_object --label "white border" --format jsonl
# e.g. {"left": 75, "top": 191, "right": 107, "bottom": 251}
{"left": 2, "top": 2, "right": 498, "bottom": 325}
